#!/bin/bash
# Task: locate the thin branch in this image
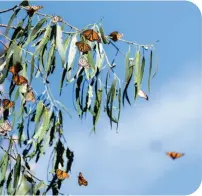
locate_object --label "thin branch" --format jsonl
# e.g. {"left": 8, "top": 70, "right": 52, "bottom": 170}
{"left": 0, "top": 40, "right": 8, "bottom": 50}
{"left": 0, "top": 5, "right": 18, "bottom": 14}
{"left": 0, "top": 24, "right": 17, "bottom": 29}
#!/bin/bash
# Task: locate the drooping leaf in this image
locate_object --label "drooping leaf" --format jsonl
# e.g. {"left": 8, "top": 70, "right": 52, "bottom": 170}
{"left": 59, "top": 68, "right": 67, "bottom": 96}
{"left": 99, "top": 26, "right": 108, "bottom": 44}
{"left": 6, "top": 169, "right": 14, "bottom": 195}
{"left": 140, "top": 56, "right": 145, "bottom": 84}
{"left": 148, "top": 50, "right": 153, "bottom": 93}
{"left": 0, "top": 152, "right": 9, "bottom": 194}
{"left": 75, "top": 75, "right": 83, "bottom": 116}
{"left": 34, "top": 101, "right": 44, "bottom": 124}
{"left": 13, "top": 155, "right": 21, "bottom": 189}
{"left": 134, "top": 50, "right": 141, "bottom": 100}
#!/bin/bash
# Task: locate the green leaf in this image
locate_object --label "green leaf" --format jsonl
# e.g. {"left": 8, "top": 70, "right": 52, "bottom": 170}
{"left": 152, "top": 54, "right": 158, "bottom": 79}
{"left": 75, "top": 76, "right": 83, "bottom": 116}
{"left": 34, "top": 181, "right": 46, "bottom": 194}
{"left": 99, "top": 26, "right": 108, "bottom": 44}
{"left": 5, "top": 8, "right": 20, "bottom": 36}
{"left": 35, "top": 101, "right": 44, "bottom": 124}
{"left": 17, "top": 120, "right": 24, "bottom": 148}
{"left": 7, "top": 169, "right": 14, "bottom": 195}
{"left": 0, "top": 152, "right": 9, "bottom": 194}
{"left": 123, "top": 46, "right": 133, "bottom": 106}
{"left": 140, "top": 56, "right": 145, "bottom": 84}
{"left": 59, "top": 68, "right": 67, "bottom": 96}
{"left": 148, "top": 50, "right": 153, "bottom": 93}
{"left": 25, "top": 18, "right": 47, "bottom": 46}
{"left": 117, "top": 88, "right": 121, "bottom": 130}
{"left": 30, "top": 54, "right": 35, "bottom": 83}
{"left": 56, "top": 24, "right": 66, "bottom": 67}
{"left": 92, "top": 89, "right": 102, "bottom": 131}
{"left": 67, "top": 34, "right": 77, "bottom": 81}
{"left": 58, "top": 110, "right": 63, "bottom": 125}
{"left": 46, "top": 39, "right": 56, "bottom": 73}
{"left": 13, "top": 155, "right": 21, "bottom": 189}
{"left": 134, "top": 50, "right": 141, "bottom": 100}
{"left": 87, "top": 85, "right": 93, "bottom": 109}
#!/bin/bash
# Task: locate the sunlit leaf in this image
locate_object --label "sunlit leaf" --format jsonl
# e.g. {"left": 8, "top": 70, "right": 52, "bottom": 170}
{"left": 148, "top": 50, "right": 153, "bottom": 93}
{"left": 134, "top": 50, "right": 141, "bottom": 100}
{"left": 13, "top": 155, "right": 21, "bottom": 189}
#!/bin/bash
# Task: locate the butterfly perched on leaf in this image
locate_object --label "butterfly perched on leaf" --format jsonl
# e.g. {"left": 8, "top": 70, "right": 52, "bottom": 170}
{"left": 82, "top": 29, "right": 101, "bottom": 43}
{"left": 75, "top": 41, "right": 91, "bottom": 53}
{"left": 56, "top": 169, "right": 69, "bottom": 180}
{"left": 24, "top": 5, "right": 44, "bottom": 16}
{"left": 108, "top": 31, "right": 123, "bottom": 42}
{"left": 22, "top": 87, "right": 36, "bottom": 102}
{"left": 0, "top": 99, "right": 14, "bottom": 109}
{"left": 12, "top": 75, "right": 28, "bottom": 85}
{"left": 166, "top": 152, "right": 184, "bottom": 160}
{"left": 9, "top": 62, "right": 23, "bottom": 75}
{"left": 78, "top": 57, "right": 90, "bottom": 69}
{"left": 52, "top": 15, "right": 63, "bottom": 23}
{"left": 0, "top": 120, "right": 12, "bottom": 135}
{"left": 78, "top": 172, "right": 88, "bottom": 186}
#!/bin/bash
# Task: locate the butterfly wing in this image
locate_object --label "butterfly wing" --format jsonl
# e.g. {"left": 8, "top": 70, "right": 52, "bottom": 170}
{"left": 13, "top": 75, "right": 28, "bottom": 85}
{"left": 78, "top": 172, "right": 88, "bottom": 186}
{"left": 78, "top": 57, "right": 90, "bottom": 68}
{"left": 56, "top": 169, "right": 69, "bottom": 180}
{"left": 82, "top": 29, "right": 101, "bottom": 42}
{"left": 3, "top": 99, "right": 15, "bottom": 109}
{"left": 138, "top": 89, "right": 149, "bottom": 100}
{"left": 24, "top": 89, "right": 35, "bottom": 102}
{"left": 166, "top": 152, "right": 184, "bottom": 160}
{"left": 9, "top": 62, "right": 23, "bottom": 75}
{"left": 76, "top": 42, "right": 91, "bottom": 53}
{"left": 0, "top": 120, "right": 12, "bottom": 135}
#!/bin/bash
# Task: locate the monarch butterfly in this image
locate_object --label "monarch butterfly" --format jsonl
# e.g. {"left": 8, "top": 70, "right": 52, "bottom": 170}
{"left": 82, "top": 29, "right": 101, "bottom": 43}
{"left": 52, "top": 15, "right": 63, "bottom": 23}
{"left": 78, "top": 57, "right": 90, "bottom": 69}
{"left": 0, "top": 120, "right": 12, "bottom": 135}
{"left": 0, "top": 99, "right": 15, "bottom": 109}
{"left": 9, "top": 62, "right": 23, "bottom": 75}
{"left": 22, "top": 88, "right": 36, "bottom": 102}
{"left": 75, "top": 41, "right": 91, "bottom": 53}
{"left": 12, "top": 75, "right": 28, "bottom": 85}
{"left": 138, "top": 89, "right": 149, "bottom": 101}
{"left": 25, "top": 5, "right": 43, "bottom": 16}
{"left": 78, "top": 172, "right": 88, "bottom": 186}
{"left": 56, "top": 169, "right": 69, "bottom": 180}
{"left": 166, "top": 152, "right": 184, "bottom": 160}
{"left": 108, "top": 31, "right": 123, "bottom": 41}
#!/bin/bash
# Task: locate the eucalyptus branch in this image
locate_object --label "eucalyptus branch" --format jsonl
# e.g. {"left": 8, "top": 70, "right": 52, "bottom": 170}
{"left": 0, "top": 5, "right": 18, "bottom": 14}
{"left": 0, "top": 24, "right": 17, "bottom": 29}
{"left": 0, "top": 145, "right": 43, "bottom": 182}
{"left": 119, "top": 38, "right": 156, "bottom": 48}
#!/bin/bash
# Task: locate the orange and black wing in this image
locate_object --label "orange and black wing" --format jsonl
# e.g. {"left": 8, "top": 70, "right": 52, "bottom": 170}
{"left": 82, "top": 29, "right": 101, "bottom": 43}
{"left": 78, "top": 172, "right": 88, "bottom": 186}
{"left": 2, "top": 99, "right": 14, "bottom": 109}
{"left": 23, "top": 89, "right": 36, "bottom": 102}
{"left": 9, "top": 62, "right": 23, "bottom": 75}
{"left": 75, "top": 41, "right": 91, "bottom": 53}
{"left": 12, "top": 75, "right": 28, "bottom": 85}
{"left": 109, "top": 31, "right": 123, "bottom": 41}
{"left": 56, "top": 169, "right": 69, "bottom": 180}
{"left": 166, "top": 152, "right": 184, "bottom": 160}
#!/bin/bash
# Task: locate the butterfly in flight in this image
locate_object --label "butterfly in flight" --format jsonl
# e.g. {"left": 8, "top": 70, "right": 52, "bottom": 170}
{"left": 0, "top": 120, "right": 12, "bottom": 136}
{"left": 82, "top": 29, "right": 101, "bottom": 43}
{"left": 166, "top": 152, "right": 184, "bottom": 160}
{"left": 56, "top": 169, "right": 69, "bottom": 180}
{"left": 78, "top": 172, "right": 88, "bottom": 186}
{"left": 75, "top": 41, "right": 91, "bottom": 53}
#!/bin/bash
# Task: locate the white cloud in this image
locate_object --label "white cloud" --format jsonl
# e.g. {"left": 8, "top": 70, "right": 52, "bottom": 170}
{"left": 34, "top": 67, "right": 201, "bottom": 194}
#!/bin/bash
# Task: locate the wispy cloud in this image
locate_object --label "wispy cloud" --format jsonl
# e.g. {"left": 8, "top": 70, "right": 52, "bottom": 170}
{"left": 35, "top": 67, "right": 201, "bottom": 194}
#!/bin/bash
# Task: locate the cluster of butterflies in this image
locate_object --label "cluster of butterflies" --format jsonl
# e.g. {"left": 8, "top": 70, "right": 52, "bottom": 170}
{"left": 0, "top": 63, "right": 36, "bottom": 136}
{"left": 75, "top": 29, "right": 123, "bottom": 54}
{"left": 56, "top": 170, "right": 88, "bottom": 186}
{"left": 9, "top": 62, "right": 36, "bottom": 102}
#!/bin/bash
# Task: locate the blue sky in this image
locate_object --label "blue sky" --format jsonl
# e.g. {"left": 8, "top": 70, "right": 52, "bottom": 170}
{"left": 0, "top": 1, "right": 201, "bottom": 195}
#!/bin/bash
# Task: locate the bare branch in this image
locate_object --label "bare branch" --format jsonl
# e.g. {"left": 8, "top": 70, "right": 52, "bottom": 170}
{"left": 0, "top": 5, "right": 18, "bottom": 14}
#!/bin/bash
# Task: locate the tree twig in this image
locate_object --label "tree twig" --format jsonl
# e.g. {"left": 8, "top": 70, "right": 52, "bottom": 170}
{"left": 0, "top": 5, "right": 18, "bottom": 14}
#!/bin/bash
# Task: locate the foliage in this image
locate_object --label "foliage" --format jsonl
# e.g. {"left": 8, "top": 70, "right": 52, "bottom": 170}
{"left": 0, "top": 0, "right": 158, "bottom": 195}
